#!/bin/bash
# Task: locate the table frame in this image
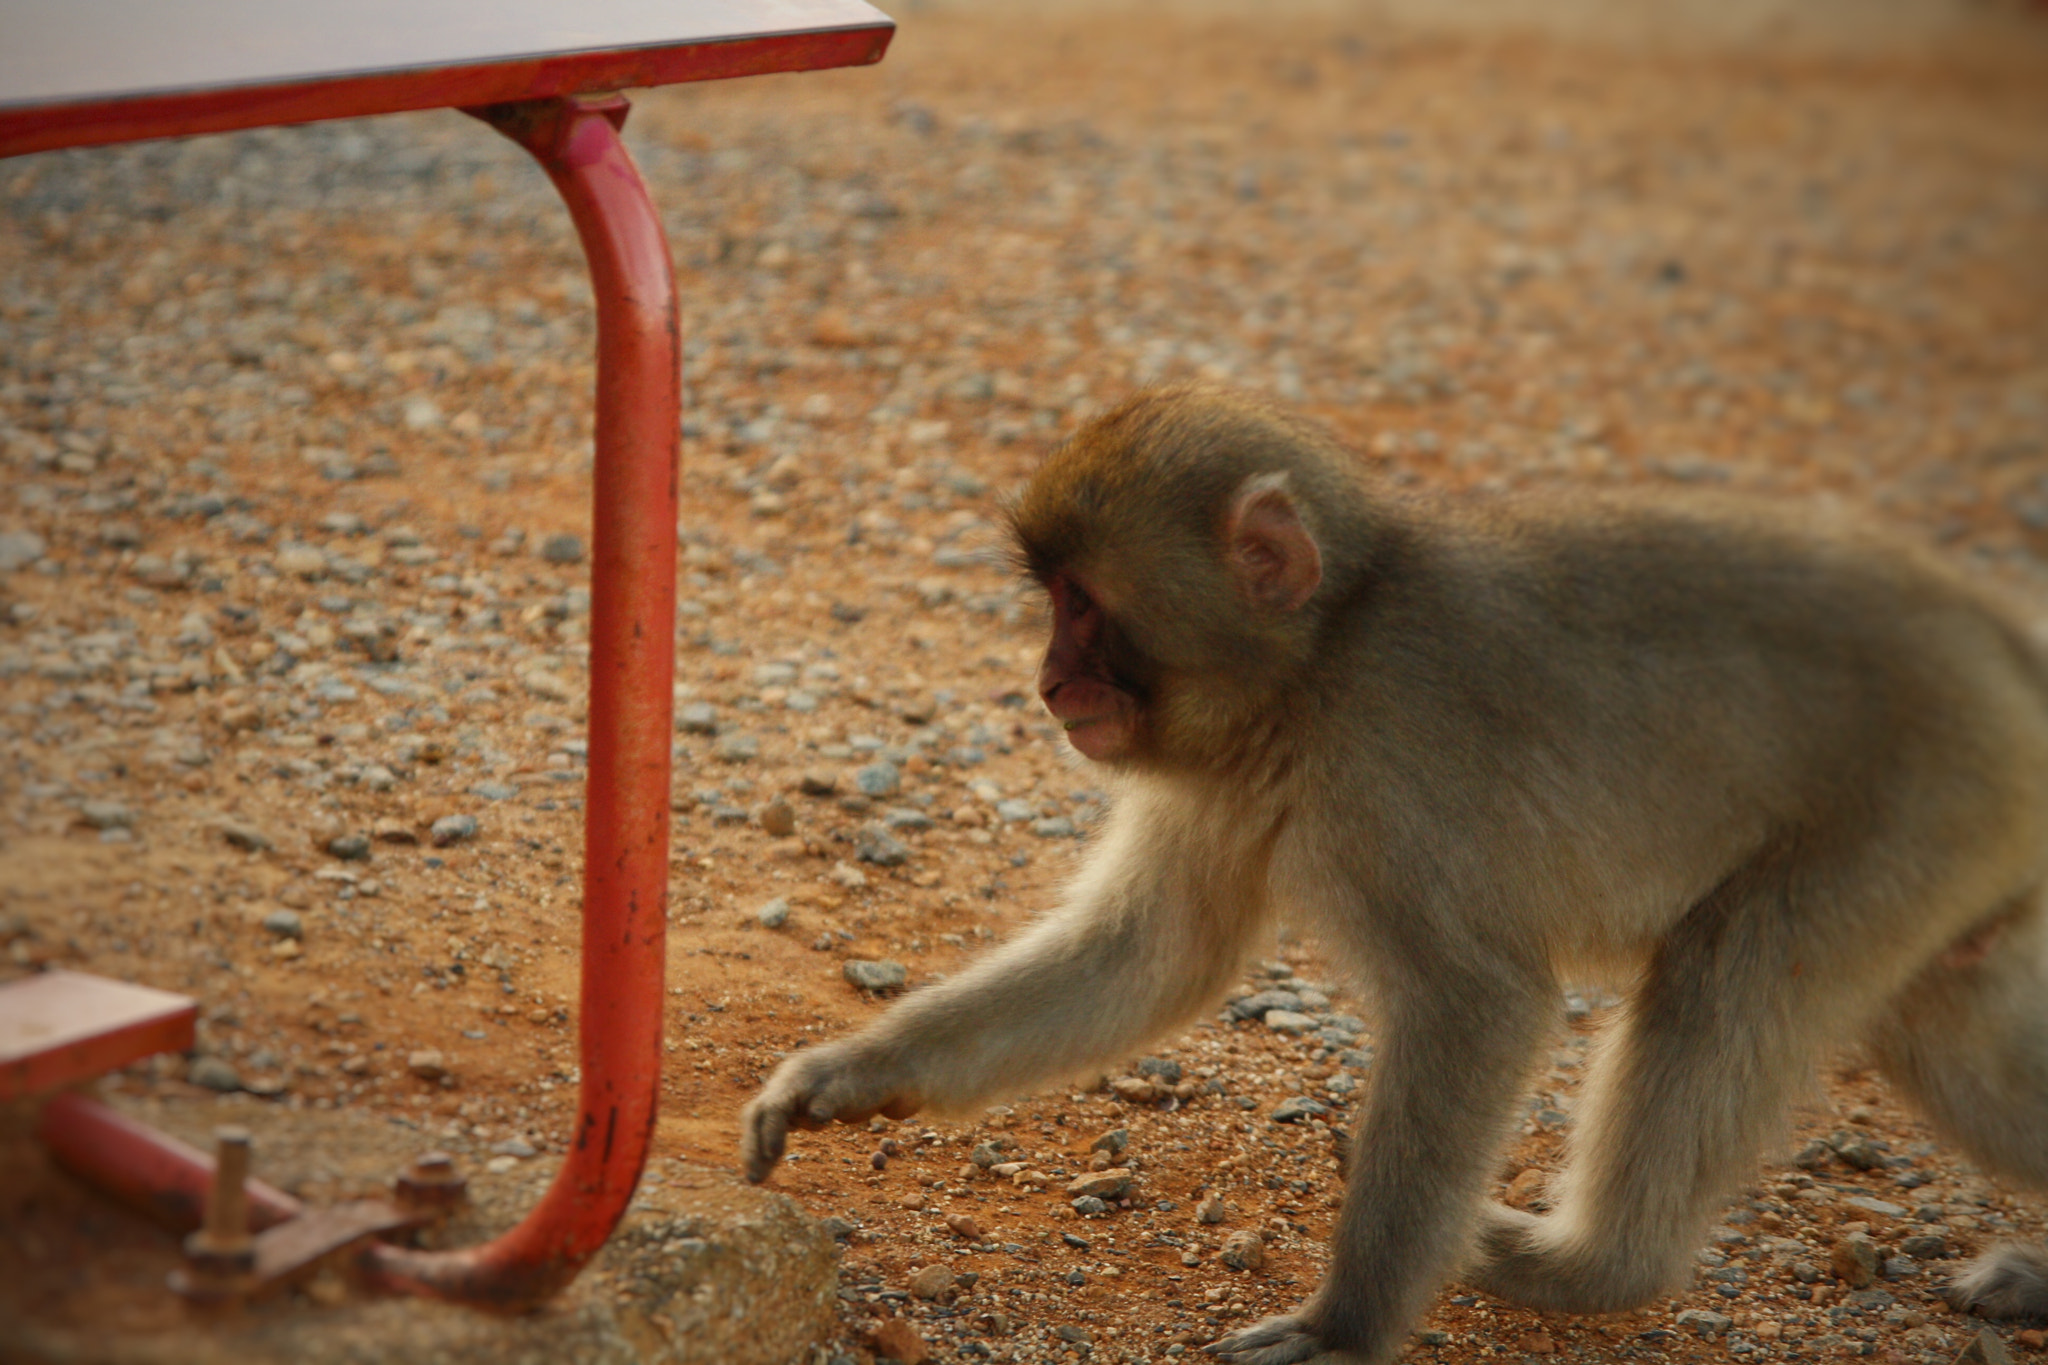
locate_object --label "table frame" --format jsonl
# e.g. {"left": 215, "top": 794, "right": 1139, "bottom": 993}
{"left": 4, "top": 14, "right": 891, "bottom": 1311}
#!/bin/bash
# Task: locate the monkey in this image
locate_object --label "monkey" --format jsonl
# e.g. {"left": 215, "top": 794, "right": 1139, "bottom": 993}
{"left": 742, "top": 385, "right": 2048, "bottom": 1362}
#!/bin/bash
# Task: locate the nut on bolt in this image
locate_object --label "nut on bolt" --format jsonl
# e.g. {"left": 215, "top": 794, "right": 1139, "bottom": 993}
{"left": 395, "top": 1151, "right": 468, "bottom": 1212}
{"left": 176, "top": 1126, "right": 258, "bottom": 1300}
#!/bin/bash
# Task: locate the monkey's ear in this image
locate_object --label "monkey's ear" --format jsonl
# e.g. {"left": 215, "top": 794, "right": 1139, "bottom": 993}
{"left": 1225, "top": 473, "right": 1322, "bottom": 613}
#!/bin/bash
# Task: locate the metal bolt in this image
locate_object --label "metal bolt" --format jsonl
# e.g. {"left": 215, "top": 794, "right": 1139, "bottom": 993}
{"left": 182, "top": 1126, "right": 256, "bottom": 1278}
{"left": 395, "top": 1150, "right": 468, "bottom": 1212}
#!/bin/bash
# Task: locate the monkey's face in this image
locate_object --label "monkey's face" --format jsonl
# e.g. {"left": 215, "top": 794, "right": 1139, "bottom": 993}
{"left": 1036, "top": 571, "right": 1149, "bottom": 762}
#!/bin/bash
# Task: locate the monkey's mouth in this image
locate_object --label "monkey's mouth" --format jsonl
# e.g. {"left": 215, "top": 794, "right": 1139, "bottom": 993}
{"left": 1043, "top": 678, "right": 1140, "bottom": 761}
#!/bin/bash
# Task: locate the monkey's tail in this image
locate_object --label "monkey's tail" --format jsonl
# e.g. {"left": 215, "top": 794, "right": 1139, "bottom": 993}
{"left": 1947, "top": 1243, "right": 2048, "bottom": 1319}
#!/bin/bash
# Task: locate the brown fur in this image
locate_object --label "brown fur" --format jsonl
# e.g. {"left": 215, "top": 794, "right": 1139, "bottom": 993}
{"left": 743, "top": 386, "right": 2048, "bottom": 1361}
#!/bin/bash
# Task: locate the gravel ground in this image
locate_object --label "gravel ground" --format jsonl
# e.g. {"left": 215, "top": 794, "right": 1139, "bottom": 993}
{"left": 3, "top": 3, "right": 2047, "bottom": 1363}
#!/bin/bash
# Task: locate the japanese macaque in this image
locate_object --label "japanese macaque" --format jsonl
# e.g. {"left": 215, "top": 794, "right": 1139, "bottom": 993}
{"left": 742, "top": 386, "right": 2048, "bottom": 1361}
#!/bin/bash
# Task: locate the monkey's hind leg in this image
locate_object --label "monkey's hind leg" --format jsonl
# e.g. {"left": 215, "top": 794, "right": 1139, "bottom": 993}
{"left": 1867, "top": 890, "right": 2048, "bottom": 1320}
{"left": 1468, "top": 863, "right": 1844, "bottom": 1314}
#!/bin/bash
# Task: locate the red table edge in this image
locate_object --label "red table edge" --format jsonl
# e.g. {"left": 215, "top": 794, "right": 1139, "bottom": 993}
{"left": 0, "top": 24, "right": 892, "bottom": 160}
{"left": 20, "top": 15, "right": 892, "bottom": 1312}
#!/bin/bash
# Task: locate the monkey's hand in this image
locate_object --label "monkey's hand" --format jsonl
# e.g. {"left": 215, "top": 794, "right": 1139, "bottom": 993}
{"left": 740, "top": 1041, "right": 921, "bottom": 1184}
{"left": 1206, "top": 1311, "right": 1359, "bottom": 1365}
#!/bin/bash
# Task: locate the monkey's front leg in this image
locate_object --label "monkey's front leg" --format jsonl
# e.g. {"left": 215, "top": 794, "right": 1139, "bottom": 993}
{"left": 1209, "top": 968, "right": 1552, "bottom": 1365}
{"left": 744, "top": 819, "right": 1268, "bottom": 1182}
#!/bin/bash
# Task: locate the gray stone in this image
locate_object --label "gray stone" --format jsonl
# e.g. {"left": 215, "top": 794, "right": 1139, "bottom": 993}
{"left": 853, "top": 762, "right": 900, "bottom": 797}
{"left": 0, "top": 530, "right": 47, "bottom": 572}
{"left": 219, "top": 821, "right": 272, "bottom": 852}
{"left": 756, "top": 898, "right": 791, "bottom": 929}
{"left": 1220, "top": 1230, "right": 1265, "bottom": 1271}
{"left": 429, "top": 814, "right": 478, "bottom": 847}
{"left": 325, "top": 833, "right": 372, "bottom": 861}
{"left": 1900, "top": 1233, "right": 1948, "bottom": 1260}
{"left": 470, "top": 781, "right": 518, "bottom": 801}
{"left": 677, "top": 702, "right": 718, "bottom": 735}
{"left": 855, "top": 824, "right": 910, "bottom": 867}
{"left": 261, "top": 909, "right": 303, "bottom": 940}
{"left": 882, "top": 806, "right": 933, "bottom": 832}
{"left": 714, "top": 732, "right": 760, "bottom": 763}
{"left": 1271, "top": 1096, "right": 1329, "bottom": 1123}
{"left": 1263, "top": 1009, "right": 1318, "bottom": 1036}
{"left": 1030, "top": 816, "right": 1078, "bottom": 839}
{"left": 1070, "top": 1196, "right": 1110, "bottom": 1216}
{"left": 1226, "top": 989, "right": 1303, "bottom": 1021}
{"left": 994, "top": 798, "right": 1035, "bottom": 822}
{"left": 78, "top": 800, "right": 134, "bottom": 830}
{"left": 188, "top": 1057, "right": 241, "bottom": 1092}
{"left": 1136, "top": 1057, "right": 1181, "bottom": 1084}
{"left": 1674, "top": 1309, "right": 1732, "bottom": 1339}
{"left": 842, "top": 960, "right": 908, "bottom": 992}
{"left": 538, "top": 533, "right": 585, "bottom": 564}
{"left": 1843, "top": 1195, "right": 1906, "bottom": 1218}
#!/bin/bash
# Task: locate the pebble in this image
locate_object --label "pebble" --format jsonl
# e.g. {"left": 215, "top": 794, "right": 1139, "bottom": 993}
{"left": 78, "top": 800, "right": 134, "bottom": 830}
{"left": 538, "top": 533, "right": 585, "bottom": 564}
{"left": 676, "top": 702, "right": 718, "bottom": 735}
{"left": 1071, "top": 1196, "right": 1111, "bottom": 1216}
{"left": 406, "top": 1049, "right": 450, "bottom": 1081}
{"left": 1065, "top": 1168, "right": 1134, "bottom": 1200}
{"left": 714, "top": 732, "right": 760, "bottom": 763}
{"left": 1831, "top": 1232, "right": 1880, "bottom": 1288}
{"left": 187, "top": 1057, "right": 241, "bottom": 1092}
{"left": 908, "top": 1265, "right": 957, "bottom": 1300}
{"left": 843, "top": 959, "right": 908, "bottom": 992}
{"left": 1219, "top": 1231, "right": 1265, "bottom": 1271}
{"left": 430, "top": 814, "right": 478, "bottom": 847}
{"left": 758, "top": 798, "right": 797, "bottom": 837}
{"left": 798, "top": 768, "right": 839, "bottom": 795}
{"left": 855, "top": 823, "right": 911, "bottom": 866}
{"left": 756, "top": 898, "right": 791, "bottom": 929}
{"left": 1091, "top": 1127, "right": 1132, "bottom": 1154}
{"left": 1271, "top": 1096, "right": 1330, "bottom": 1123}
{"left": 1955, "top": 1330, "right": 2012, "bottom": 1365}
{"left": 261, "top": 908, "right": 303, "bottom": 940}
{"left": 854, "top": 762, "right": 901, "bottom": 797}
{"left": 1263, "top": 1009, "right": 1318, "bottom": 1036}
{"left": 0, "top": 530, "right": 47, "bottom": 572}
{"left": 1674, "top": 1309, "right": 1733, "bottom": 1339}
{"left": 1030, "top": 815, "right": 1078, "bottom": 838}
{"left": 326, "top": 833, "right": 372, "bottom": 860}
{"left": 219, "top": 821, "right": 273, "bottom": 852}
{"left": 866, "top": 1319, "right": 929, "bottom": 1365}
{"left": 1197, "top": 1195, "right": 1228, "bottom": 1225}
{"left": 1227, "top": 989, "right": 1304, "bottom": 1021}
{"left": 944, "top": 1213, "right": 984, "bottom": 1241}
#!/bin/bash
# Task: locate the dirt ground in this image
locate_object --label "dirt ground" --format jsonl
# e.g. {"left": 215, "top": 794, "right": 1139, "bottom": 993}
{"left": 4, "top": 2, "right": 2048, "bottom": 1363}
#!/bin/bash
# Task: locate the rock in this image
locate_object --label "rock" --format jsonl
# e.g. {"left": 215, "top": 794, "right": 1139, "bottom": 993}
{"left": 373, "top": 817, "right": 417, "bottom": 845}
{"left": 1883, "top": 1256, "right": 1920, "bottom": 1278}
{"left": 1271, "top": 1096, "right": 1330, "bottom": 1123}
{"left": 714, "top": 732, "right": 760, "bottom": 763}
{"left": 1197, "top": 1195, "right": 1228, "bottom": 1225}
{"left": 820, "top": 1216, "right": 859, "bottom": 1242}
{"left": 78, "top": 800, "right": 134, "bottom": 830}
{"left": 758, "top": 798, "right": 796, "bottom": 837}
{"left": 218, "top": 821, "right": 272, "bottom": 852}
{"left": 677, "top": 702, "right": 718, "bottom": 734}
{"left": 1954, "top": 1329, "right": 2013, "bottom": 1365}
{"left": 1793, "top": 1138, "right": 1834, "bottom": 1170}
{"left": 1031, "top": 816, "right": 1078, "bottom": 838}
{"left": 430, "top": 814, "right": 478, "bottom": 847}
{"left": 854, "top": 762, "right": 901, "bottom": 797}
{"left": 1900, "top": 1233, "right": 1949, "bottom": 1260}
{"left": 1263, "top": 1009, "right": 1318, "bottom": 1036}
{"left": 1843, "top": 1194, "right": 1906, "bottom": 1218}
{"left": 908, "top": 1265, "right": 957, "bottom": 1300}
{"left": 1505, "top": 1167, "right": 1548, "bottom": 1209}
{"left": 1135, "top": 1058, "right": 1181, "bottom": 1084}
{"left": 261, "top": 908, "right": 303, "bottom": 940}
{"left": 275, "top": 543, "right": 329, "bottom": 578}
{"left": 756, "top": 898, "right": 791, "bottom": 929}
{"left": 843, "top": 960, "right": 908, "bottom": 992}
{"left": 970, "top": 1142, "right": 1004, "bottom": 1169}
{"left": 1831, "top": 1232, "right": 1879, "bottom": 1288}
{"left": 1220, "top": 1230, "right": 1265, "bottom": 1271}
{"left": 798, "top": 768, "right": 838, "bottom": 795}
{"left": 1110, "top": 1076, "right": 1160, "bottom": 1102}
{"left": 1090, "top": 1127, "right": 1131, "bottom": 1156}
{"left": 867, "top": 1318, "right": 929, "bottom": 1365}
{"left": 1674, "top": 1309, "right": 1733, "bottom": 1339}
{"left": 406, "top": 1049, "right": 450, "bottom": 1082}
{"left": 188, "top": 1057, "right": 241, "bottom": 1092}
{"left": 1071, "top": 1196, "right": 1110, "bottom": 1216}
{"left": 0, "top": 530, "right": 47, "bottom": 572}
{"left": 1226, "top": 989, "right": 1303, "bottom": 1021}
{"left": 855, "top": 824, "right": 911, "bottom": 866}
{"left": 944, "top": 1213, "right": 984, "bottom": 1241}
{"left": 1065, "top": 1168, "right": 1134, "bottom": 1200}
{"left": 326, "top": 833, "right": 372, "bottom": 861}
{"left": 827, "top": 861, "right": 868, "bottom": 890}
{"left": 538, "top": 533, "right": 585, "bottom": 564}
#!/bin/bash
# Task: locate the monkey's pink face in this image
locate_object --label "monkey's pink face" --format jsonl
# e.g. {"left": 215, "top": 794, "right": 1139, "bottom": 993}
{"left": 1037, "top": 574, "right": 1143, "bottom": 763}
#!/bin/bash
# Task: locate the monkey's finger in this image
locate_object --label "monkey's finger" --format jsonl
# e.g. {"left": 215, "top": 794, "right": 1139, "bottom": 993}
{"left": 1203, "top": 1313, "right": 1328, "bottom": 1365}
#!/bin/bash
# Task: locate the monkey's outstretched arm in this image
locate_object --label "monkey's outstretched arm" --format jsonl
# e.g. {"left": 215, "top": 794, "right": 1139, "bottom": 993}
{"left": 742, "top": 800, "right": 1275, "bottom": 1183}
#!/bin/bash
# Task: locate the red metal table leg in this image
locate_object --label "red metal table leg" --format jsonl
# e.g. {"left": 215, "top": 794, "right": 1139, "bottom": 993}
{"left": 361, "top": 93, "right": 679, "bottom": 1309}
{"left": 37, "top": 1091, "right": 305, "bottom": 1233}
